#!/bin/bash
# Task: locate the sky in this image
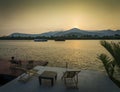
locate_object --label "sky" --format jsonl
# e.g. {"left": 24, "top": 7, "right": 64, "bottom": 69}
{"left": 0, "top": 0, "right": 120, "bottom": 36}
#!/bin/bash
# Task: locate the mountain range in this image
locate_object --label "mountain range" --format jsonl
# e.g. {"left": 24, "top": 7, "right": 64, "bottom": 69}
{"left": 9, "top": 28, "right": 120, "bottom": 37}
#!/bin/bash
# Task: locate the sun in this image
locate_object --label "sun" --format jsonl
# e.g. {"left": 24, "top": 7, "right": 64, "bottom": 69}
{"left": 73, "top": 25, "right": 79, "bottom": 29}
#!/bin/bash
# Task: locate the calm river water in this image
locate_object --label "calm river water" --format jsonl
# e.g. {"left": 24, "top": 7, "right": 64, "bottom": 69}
{"left": 0, "top": 40, "right": 119, "bottom": 71}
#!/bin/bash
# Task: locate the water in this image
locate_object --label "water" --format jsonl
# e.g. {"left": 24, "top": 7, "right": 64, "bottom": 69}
{"left": 0, "top": 40, "right": 119, "bottom": 71}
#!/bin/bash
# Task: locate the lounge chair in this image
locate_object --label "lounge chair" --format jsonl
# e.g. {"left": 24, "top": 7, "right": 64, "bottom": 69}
{"left": 62, "top": 70, "right": 80, "bottom": 88}
{"left": 26, "top": 60, "right": 34, "bottom": 70}
{"left": 17, "top": 67, "right": 39, "bottom": 83}
{"left": 9, "top": 63, "right": 22, "bottom": 73}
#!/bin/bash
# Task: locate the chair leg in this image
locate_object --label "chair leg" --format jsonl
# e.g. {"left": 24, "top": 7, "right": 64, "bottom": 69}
{"left": 74, "top": 76, "right": 78, "bottom": 88}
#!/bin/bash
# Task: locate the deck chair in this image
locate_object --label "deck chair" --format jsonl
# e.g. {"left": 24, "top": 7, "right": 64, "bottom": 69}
{"left": 26, "top": 60, "right": 34, "bottom": 70}
{"left": 62, "top": 70, "right": 80, "bottom": 88}
{"left": 16, "top": 67, "right": 39, "bottom": 83}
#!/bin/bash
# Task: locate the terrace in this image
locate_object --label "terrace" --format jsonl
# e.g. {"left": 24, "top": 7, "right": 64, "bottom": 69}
{"left": 0, "top": 66, "right": 120, "bottom": 92}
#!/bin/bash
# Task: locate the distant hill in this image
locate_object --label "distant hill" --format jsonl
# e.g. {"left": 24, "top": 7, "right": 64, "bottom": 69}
{"left": 8, "top": 28, "right": 120, "bottom": 38}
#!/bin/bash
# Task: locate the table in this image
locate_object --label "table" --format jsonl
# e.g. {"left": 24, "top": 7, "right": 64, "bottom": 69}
{"left": 39, "top": 71, "right": 57, "bottom": 86}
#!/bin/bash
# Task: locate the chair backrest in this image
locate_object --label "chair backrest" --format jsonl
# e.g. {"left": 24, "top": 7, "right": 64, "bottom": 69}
{"left": 63, "top": 70, "right": 80, "bottom": 78}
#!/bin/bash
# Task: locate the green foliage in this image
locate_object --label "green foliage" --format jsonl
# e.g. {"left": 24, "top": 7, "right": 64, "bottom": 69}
{"left": 98, "top": 41, "right": 120, "bottom": 78}
{"left": 0, "top": 34, "right": 120, "bottom": 40}
{"left": 98, "top": 54, "right": 114, "bottom": 77}
{"left": 100, "top": 41, "right": 120, "bottom": 68}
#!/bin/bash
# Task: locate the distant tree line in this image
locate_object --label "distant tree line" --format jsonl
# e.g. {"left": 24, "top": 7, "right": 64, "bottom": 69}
{"left": 0, "top": 34, "right": 120, "bottom": 40}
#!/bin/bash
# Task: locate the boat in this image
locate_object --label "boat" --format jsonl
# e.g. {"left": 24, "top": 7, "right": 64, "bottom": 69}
{"left": 34, "top": 39, "right": 48, "bottom": 42}
{"left": 54, "top": 38, "right": 65, "bottom": 41}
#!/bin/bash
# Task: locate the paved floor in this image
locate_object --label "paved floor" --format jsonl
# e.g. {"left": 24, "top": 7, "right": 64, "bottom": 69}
{"left": 0, "top": 66, "right": 120, "bottom": 92}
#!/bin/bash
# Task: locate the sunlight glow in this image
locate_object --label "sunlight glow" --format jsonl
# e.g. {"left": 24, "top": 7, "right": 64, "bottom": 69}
{"left": 0, "top": 0, "right": 120, "bottom": 35}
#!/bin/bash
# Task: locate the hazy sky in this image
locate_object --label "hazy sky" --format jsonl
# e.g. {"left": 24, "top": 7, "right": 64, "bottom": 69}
{"left": 0, "top": 0, "right": 120, "bottom": 36}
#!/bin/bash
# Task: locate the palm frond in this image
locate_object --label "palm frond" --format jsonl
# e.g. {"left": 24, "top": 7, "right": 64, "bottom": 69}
{"left": 97, "top": 54, "right": 114, "bottom": 77}
{"left": 111, "top": 42, "right": 120, "bottom": 67}
{"left": 100, "top": 41, "right": 120, "bottom": 68}
{"left": 100, "top": 41, "right": 114, "bottom": 58}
